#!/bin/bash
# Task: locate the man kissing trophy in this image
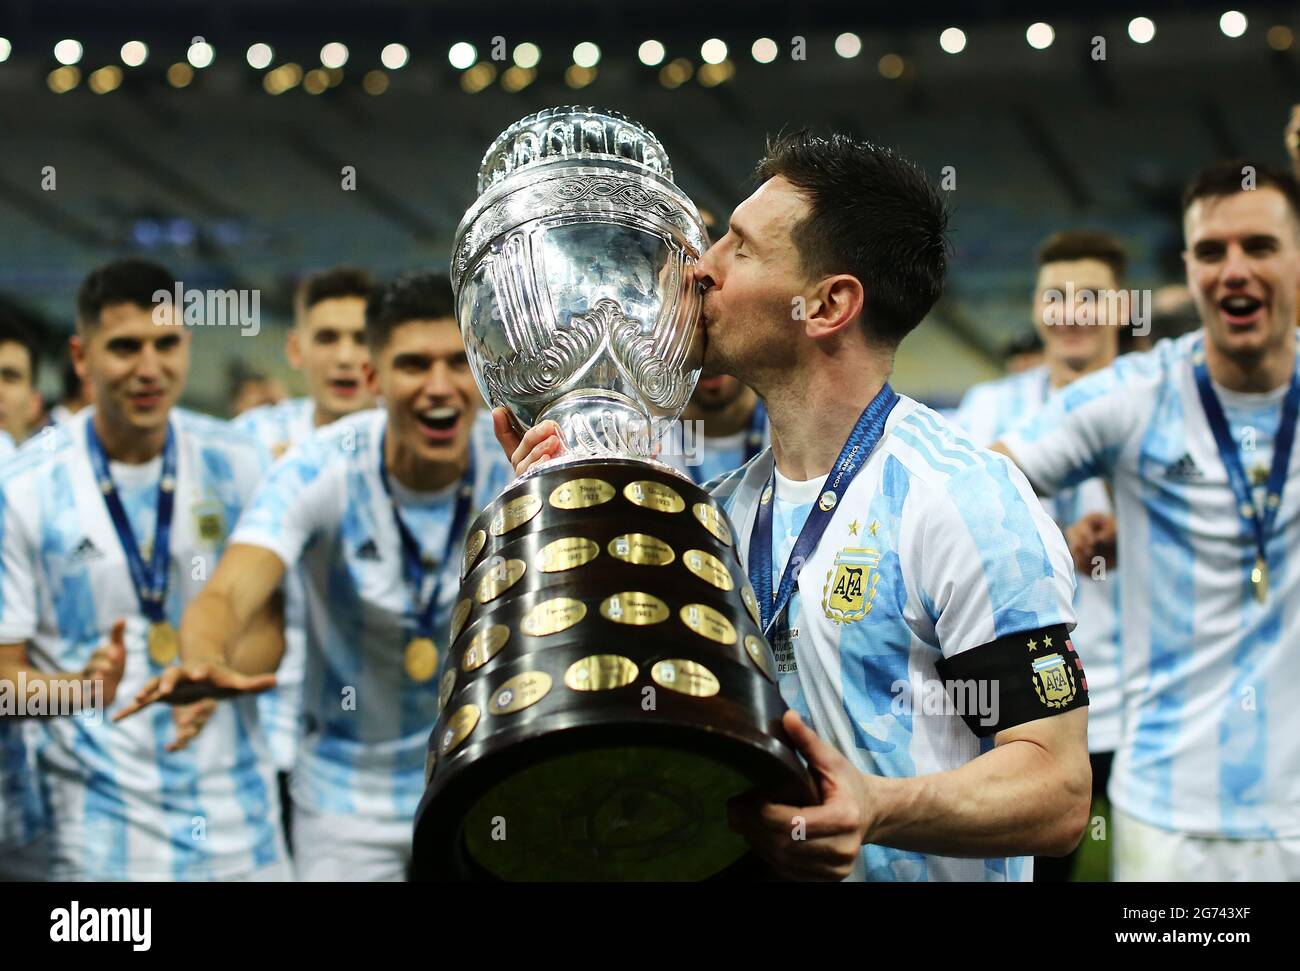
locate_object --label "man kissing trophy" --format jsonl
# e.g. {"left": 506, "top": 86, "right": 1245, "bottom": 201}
{"left": 413, "top": 108, "right": 811, "bottom": 881}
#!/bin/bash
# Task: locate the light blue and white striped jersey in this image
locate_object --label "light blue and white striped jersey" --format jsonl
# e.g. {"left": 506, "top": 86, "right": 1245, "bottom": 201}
{"left": 657, "top": 411, "right": 772, "bottom": 486}
{"left": 232, "top": 397, "right": 317, "bottom": 773}
{"left": 1002, "top": 332, "right": 1300, "bottom": 838}
{"left": 955, "top": 366, "right": 1121, "bottom": 753}
{"left": 0, "top": 720, "right": 45, "bottom": 849}
{"left": 0, "top": 431, "right": 14, "bottom": 461}
{"left": 230, "top": 408, "right": 514, "bottom": 823}
{"left": 0, "top": 408, "right": 285, "bottom": 880}
{"left": 707, "top": 394, "right": 1078, "bottom": 881}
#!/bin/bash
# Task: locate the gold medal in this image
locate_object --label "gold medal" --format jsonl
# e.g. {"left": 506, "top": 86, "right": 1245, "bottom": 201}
{"left": 404, "top": 637, "right": 439, "bottom": 683}
{"left": 148, "top": 621, "right": 179, "bottom": 666}
{"left": 1252, "top": 556, "right": 1269, "bottom": 603}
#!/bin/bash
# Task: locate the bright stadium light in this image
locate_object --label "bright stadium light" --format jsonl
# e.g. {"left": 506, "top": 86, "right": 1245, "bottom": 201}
{"left": 187, "top": 40, "right": 214, "bottom": 69}
{"left": 512, "top": 42, "right": 540, "bottom": 69}
{"left": 835, "top": 32, "right": 862, "bottom": 58}
{"left": 54, "top": 39, "right": 83, "bottom": 65}
{"left": 381, "top": 43, "right": 409, "bottom": 69}
{"left": 1219, "top": 11, "right": 1247, "bottom": 38}
{"left": 320, "top": 42, "right": 349, "bottom": 68}
{"left": 0, "top": 37, "right": 11, "bottom": 63}
{"left": 572, "top": 42, "right": 600, "bottom": 67}
{"left": 448, "top": 42, "right": 477, "bottom": 70}
{"left": 939, "top": 27, "right": 966, "bottom": 54}
{"left": 120, "top": 41, "right": 148, "bottom": 67}
{"left": 751, "top": 38, "right": 777, "bottom": 63}
{"left": 1026, "top": 23, "right": 1055, "bottom": 49}
{"left": 246, "top": 43, "right": 274, "bottom": 70}
{"left": 1128, "top": 17, "right": 1156, "bottom": 43}
{"left": 700, "top": 38, "right": 728, "bottom": 64}
{"left": 638, "top": 40, "right": 665, "bottom": 66}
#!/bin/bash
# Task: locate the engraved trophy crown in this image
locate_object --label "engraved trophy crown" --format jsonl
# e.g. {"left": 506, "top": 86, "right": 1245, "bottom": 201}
{"left": 452, "top": 106, "right": 707, "bottom": 467}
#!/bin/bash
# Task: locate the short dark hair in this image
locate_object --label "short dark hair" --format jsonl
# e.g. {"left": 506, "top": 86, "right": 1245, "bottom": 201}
{"left": 0, "top": 307, "right": 39, "bottom": 380}
{"left": 753, "top": 130, "right": 950, "bottom": 346}
{"left": 1037, "top": 229, "right": 1128, "bottom": 283}
{"left": 365, "top": 272, "right": 457, "bottom": 351}
{"left": 1182, "top": 159, "right": 1300, "bottom": 226}
{"left": 295, "top": 265, "right": 375, "bottom": 317}
{"left": 76, "top": 259, "right": 177, "bottom": 332}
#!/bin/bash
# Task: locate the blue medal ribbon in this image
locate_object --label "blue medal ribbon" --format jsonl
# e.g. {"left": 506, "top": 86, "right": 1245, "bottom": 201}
{"left": 377, "top": 430, "right": 475, "bottom": 638}
{"left": 747, "top": 384, "right": 899, "bottom": 638}
{"left": 1192, "top": 346, "right": 1299, "bottom": 601}
{"left": 86, "top": 419, "right": 177, "bottom": 624}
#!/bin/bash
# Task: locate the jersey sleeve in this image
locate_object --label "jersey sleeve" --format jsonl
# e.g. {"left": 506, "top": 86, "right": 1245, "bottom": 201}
{"left": 229, "top": 437, "right": 342, "bottom": 569}
{"left": 0, "top": 480, "right": 38, "bottom": 644}
{"left": 998, "top": 360, "right": 1142, "bottom": 495}
{"left": 915, "top": 452, "right": 1077, "bottom": 659}
{"left": 913, "top": 453, "right": 1085, "bottom": 734}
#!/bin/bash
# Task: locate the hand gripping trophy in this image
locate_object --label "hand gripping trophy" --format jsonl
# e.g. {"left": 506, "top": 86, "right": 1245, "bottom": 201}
{"left": 413, "top": 108, "right": 812, "bottom": 881}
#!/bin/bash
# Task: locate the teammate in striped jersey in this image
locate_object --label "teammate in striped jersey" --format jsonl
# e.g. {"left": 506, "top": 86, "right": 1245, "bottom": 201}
{"left": 955, "top": 229, "right": 1127, "bottom": 881}
{"left": 996, "top": 160, "right": 1300, "bottom": 880}
{"left": 2, "top": 312, "right": 61, "bottom": 879}
{"left": 119, "top": 273, "right": 514, "bottom": 881}
{"left": 498, "top": 132, "right": 1092, "bottom": 881}
{"left": 232, "top": 267, "right": 375, "bottom": 830}
{"left": 0, "top": 259, "right": 288, "bottom": 880}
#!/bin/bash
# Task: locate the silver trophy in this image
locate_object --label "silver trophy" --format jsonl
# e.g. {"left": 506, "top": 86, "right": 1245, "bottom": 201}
{"left": 415, "top": 108, "right": 810, "bottom": 882}
{"left": 452, "top": 106, "right": 707, "bottom": 466}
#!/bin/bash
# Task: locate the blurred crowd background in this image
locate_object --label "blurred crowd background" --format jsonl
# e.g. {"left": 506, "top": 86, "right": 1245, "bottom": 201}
{"left": 0, "top": 0, "right": 1295, "bottom": 415}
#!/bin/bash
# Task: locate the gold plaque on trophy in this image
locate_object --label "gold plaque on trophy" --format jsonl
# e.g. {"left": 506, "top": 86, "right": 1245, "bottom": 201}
{"left": 490, "top": 494, "right": 543, "bottom": 536}
{"left": 549, "top": 478, "right": 615, "bottom": 510}
{"left": 692, "top": 502, "right": 732, "bottom": 546}
{"left": 537, "top": 537, "right": 600, "bottom": 573}
{"left": 599, "top": 591, "right": 670, "bottom": 626}
{"left": 680, "top": 603, "right": 737, "bottom": 645}
{"left": 440, "top": 704, "right": 480, "bottom": 755}
{"left": 607, "top": 533, "right": 675, "bottom": 566}
{"left": 740, "top": 584, "right": 761, "bottom": 626}
{"left": 683, "top": 549, "right": 734, "bottom": 591}
{"left": 461, "top": 624, "right": 510, "bottom": 671}
{"left": 651, "top": 659, "right": 720, "bottom": 698}
{"left": 476, "top": 558, "right": 527, "bottom": 604}
{"left": 744, "top": 635, "right": 775, "bottom": 682}
{"left": 449, "top": 598, "right": 473, "bottom": 642}
{"left": 462, "top": 529, "right": 487, "bottom": 578}
{"left": 520, "top": 597, "right": 587, "bottom": 637}
{"left": 488, "top": 672, "right": 553, "bottom": 716}
{"left": 624, "top": 480, "right": 685, "bottom": 514}
{"left": 563, "top": 654, "right": 639, "bottom": 692}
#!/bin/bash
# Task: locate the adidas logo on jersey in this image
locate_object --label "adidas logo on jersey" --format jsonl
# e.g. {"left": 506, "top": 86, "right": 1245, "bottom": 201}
{"left": 67, "top": 537, "right": 103, "bottom": 564}
{"left": 354, "top": 538, "right": 382, "bottom": 561}
{"left": 1163, "top": 453, "right": 1205, "bottom": 482}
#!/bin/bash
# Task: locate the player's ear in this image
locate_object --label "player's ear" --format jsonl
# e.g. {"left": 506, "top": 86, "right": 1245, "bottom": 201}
{"left": 69, "top": 334, "right": 88, "bottom": 383}
{"left": 285, "top": 328, "right": 302, "bottom": 370}
{"left": 362, "top": 359, "right": 381, "bottom": 398}
{"left": 805, "top": 274, "right": 865, "bottom": 341}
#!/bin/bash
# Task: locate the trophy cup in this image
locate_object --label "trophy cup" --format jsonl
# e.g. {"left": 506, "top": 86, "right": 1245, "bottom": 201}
{"left": 412, "top": 107, "right": 813, "bottom": 881}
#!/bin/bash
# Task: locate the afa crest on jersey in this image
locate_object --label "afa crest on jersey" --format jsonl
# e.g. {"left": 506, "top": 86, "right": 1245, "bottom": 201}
{"left": 822, "top": 547, "right": 881, "bottom": 623}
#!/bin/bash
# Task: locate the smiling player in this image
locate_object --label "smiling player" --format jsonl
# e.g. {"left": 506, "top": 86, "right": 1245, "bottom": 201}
{"left": 117, "top": 272, "right": 514, "bottom": 880}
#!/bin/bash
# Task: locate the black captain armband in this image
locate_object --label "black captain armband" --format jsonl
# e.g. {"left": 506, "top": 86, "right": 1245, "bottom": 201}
{"left": 933, "top": 624, "right": 1088, "bottom": 738}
